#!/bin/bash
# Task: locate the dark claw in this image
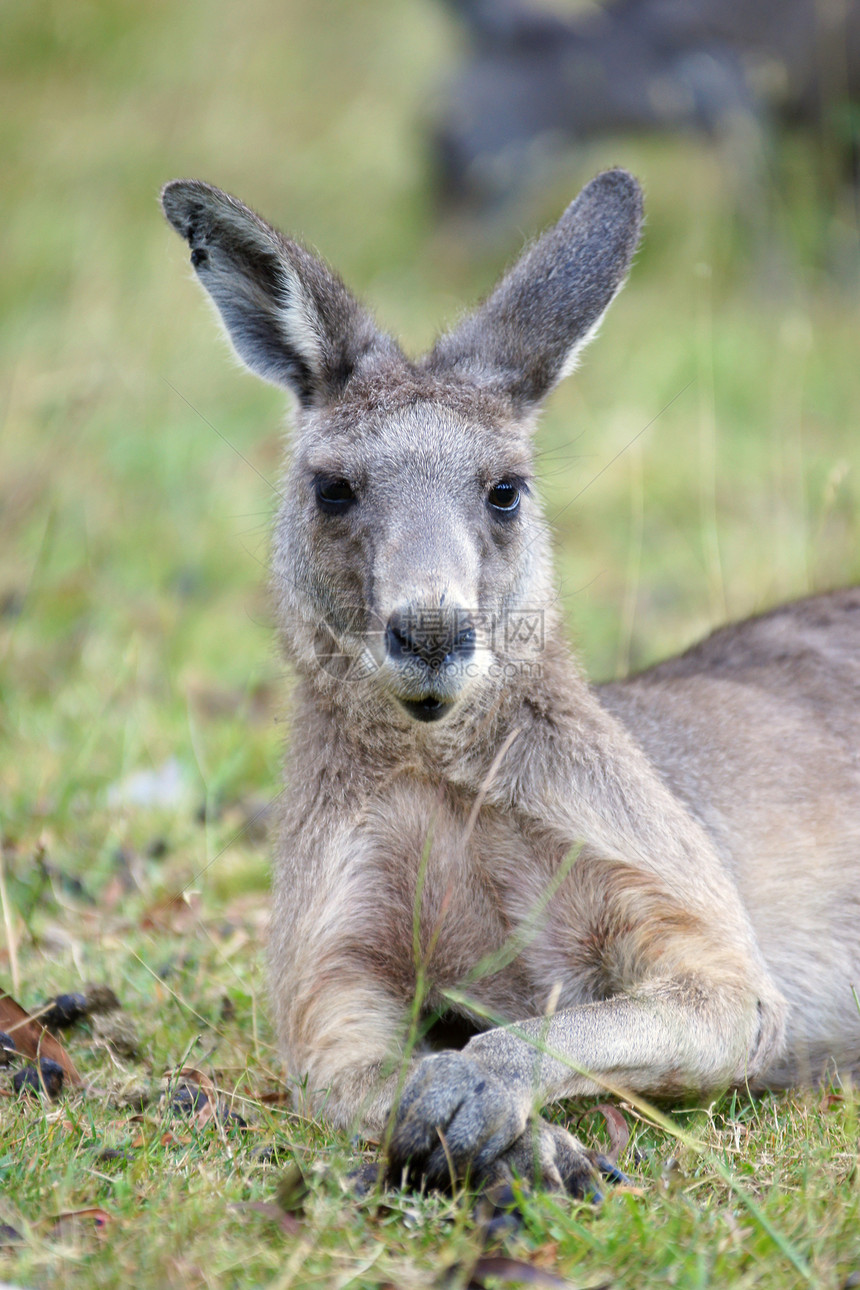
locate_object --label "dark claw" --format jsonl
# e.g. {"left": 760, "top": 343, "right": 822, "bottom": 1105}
{"left": 474, "top": 1181, "right": 525, "bottom": 1237}
{"left": 595, "top": 1153, "right": 631, "bottom": 1186}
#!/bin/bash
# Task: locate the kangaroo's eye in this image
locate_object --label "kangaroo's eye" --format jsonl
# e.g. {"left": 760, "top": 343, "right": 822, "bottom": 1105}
{"left": 487, "top": 480, "right": 521, "bottom": 514}
{"left": 315, "top": 476, "right": 356, "bottom": 513}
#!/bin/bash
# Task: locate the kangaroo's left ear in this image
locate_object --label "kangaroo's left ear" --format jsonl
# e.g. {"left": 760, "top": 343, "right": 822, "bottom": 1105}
{"left": 161, "top": 179, "right": 398, "bottom": 408}
{"left": 426, "top": 169, "right": 643, "bottom": 409}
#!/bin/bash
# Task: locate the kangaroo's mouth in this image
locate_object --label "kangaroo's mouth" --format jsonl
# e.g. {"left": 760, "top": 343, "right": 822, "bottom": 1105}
{"left": 400, "top": 695, "right": 453, "bottom": 723}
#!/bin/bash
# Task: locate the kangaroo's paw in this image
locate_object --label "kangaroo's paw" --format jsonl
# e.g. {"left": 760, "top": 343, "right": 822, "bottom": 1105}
{"left": 387, "top": 1051, "right": 529, "bottom": 1188}
{"left": 481, "top": 1118, "right": 602, "bottom": 1200}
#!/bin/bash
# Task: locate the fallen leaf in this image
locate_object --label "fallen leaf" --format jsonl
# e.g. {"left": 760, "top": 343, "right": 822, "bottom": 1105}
{"left": 164, "top": 1068, "right": 250, "bottom": 1128}
{"left": 47, "top": 1207, "right": 112, "bottom": 1238}
{"left": 140, "top": 892, "right": 200, "bottom": 932}
{"left": 168, "top": 1083, "right": 210, "bottom": 1119}
{"left": 162, "top": 1130, "right": 192, "bottom": 1146}
{"left": 532, "top": 1243, "right": 560, "bottom": 1268}
{"left": 465, "top": 1255, "right": 585, "bottom": 1288}
{"left": 169, "top": 1065, "right": 214, "bottom": 1091}
{"left": 256, "top": 1089, "right": 291, "bottom": 1106}
{"left": 229, "top": 1200, "right": 302, "bottom": 1236}
{"left": 575, "top": 1103, "right": 629, "bottom": 1166}
{"left": 129, "top": 1127, "right": 191, "bottom": 1148}
{"left": 100, "top": 873, "right": 130, "bottom": 911}
{"left": 0, "top": 992, "right": 82, "bottom": 1086}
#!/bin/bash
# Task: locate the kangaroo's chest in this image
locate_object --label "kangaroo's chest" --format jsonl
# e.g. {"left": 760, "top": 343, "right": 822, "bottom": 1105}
{"left": 359, "top": 780, "right": 597, "bottom": 1024}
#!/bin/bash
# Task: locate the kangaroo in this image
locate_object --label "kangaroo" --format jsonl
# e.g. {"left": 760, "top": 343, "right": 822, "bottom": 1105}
{"left": 162, "top": 170, "right": 860, "bottom": 1195}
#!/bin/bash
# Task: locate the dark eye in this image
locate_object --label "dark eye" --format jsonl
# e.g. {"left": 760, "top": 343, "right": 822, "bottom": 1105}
{"left": 487, "top": 480, "right": 521, "bottom": 514}
{"left": 315, "top": 476, "right": 356, "bottom": 514}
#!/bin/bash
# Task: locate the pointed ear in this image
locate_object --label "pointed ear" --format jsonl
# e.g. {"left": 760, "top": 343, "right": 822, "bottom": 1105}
{"left": 427, "top": 169, "right": 643, "bottom": 408}
{"left": 161, "top": 180, "right": 394, "bottom": 407}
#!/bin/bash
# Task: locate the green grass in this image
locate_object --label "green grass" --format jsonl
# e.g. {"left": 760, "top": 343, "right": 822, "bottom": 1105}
{"left": 2, "top": 0, "right": 860, "bottom": 1286}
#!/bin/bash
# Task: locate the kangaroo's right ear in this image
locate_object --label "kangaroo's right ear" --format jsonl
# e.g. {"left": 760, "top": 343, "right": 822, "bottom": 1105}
{"left": 428, "top": 169, "right": 643, "bottom": 410}
{"left": 161, "top": 180, "right": 393, "bottom": 407}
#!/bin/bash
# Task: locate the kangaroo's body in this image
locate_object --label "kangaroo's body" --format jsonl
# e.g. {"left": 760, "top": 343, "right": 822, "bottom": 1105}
{"left": 162, "top": 172, "right": 860, "bottom": 1193}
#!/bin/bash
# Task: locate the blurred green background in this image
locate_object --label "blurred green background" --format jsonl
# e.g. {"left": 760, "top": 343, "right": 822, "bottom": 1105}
{"left": 2, "top": 0, "right": 859, "bottom": 903}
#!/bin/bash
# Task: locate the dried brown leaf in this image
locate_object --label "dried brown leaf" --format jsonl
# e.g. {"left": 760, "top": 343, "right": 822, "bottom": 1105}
{"left": 0, "top": 990, "right": 82, "bottom": 1086}
{"left": 466, "top": 1255, "right": 586, "bottom": 1288}
{"left": 256, "top": 1089, "right": 291, "bottom": 1106}
{"left": 575, "top": 1102, "right": 630, "bottom": 1166}
{"left": 170, "top": 1065, "right": 219, "bottom": 1125}
{"left": 160, "top": 1130, "right": 192, "bottom": 1146}
{"left": 229, "top": 1201, "right": 302, "bottom": 1236}
{"left": 139, "top": 892, "right": 200, "bottom": 932}
{"left": 47, "top": 1207, "right": 112, "bottom": 1238}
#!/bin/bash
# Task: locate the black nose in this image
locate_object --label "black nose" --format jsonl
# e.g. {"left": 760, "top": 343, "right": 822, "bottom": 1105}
{"left": 386, "top": 608, "right": 476, "bottom": 670}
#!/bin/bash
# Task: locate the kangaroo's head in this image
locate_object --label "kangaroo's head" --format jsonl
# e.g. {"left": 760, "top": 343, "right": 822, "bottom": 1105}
{"left": 162, "top": 171, "right": 642, "bottom": 730}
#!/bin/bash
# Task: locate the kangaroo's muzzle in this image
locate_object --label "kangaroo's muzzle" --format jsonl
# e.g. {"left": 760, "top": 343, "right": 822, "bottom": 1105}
{"left": 384, "top": 605, "right": 477, "bottom": 721}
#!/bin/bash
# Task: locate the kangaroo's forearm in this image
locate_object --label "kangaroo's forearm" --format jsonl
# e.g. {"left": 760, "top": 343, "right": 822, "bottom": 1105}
{"left": 464, "top": 978, "right": 778, "bottom": 1105}
{"left": 270, "top": 963, "right": 415, "bottom": 1128}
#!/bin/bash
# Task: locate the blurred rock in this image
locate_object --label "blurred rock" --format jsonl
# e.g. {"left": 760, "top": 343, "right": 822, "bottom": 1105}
{"left": 435, "top": 0, "right": 860, "bottom": 214}
{"left": 92, "top": 1013, "right": 139, "bottom": 1059}
{"left": 84, "top": 984, "right": 120, "bottom": 1014}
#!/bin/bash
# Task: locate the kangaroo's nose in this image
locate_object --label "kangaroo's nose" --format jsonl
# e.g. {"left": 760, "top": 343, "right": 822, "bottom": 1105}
{"left": 386, "top": 607, "right": 476, "bottom": 670}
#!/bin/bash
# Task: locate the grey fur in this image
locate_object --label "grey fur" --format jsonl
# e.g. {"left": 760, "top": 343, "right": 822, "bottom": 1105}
{"left": 161, "top": 171, "right": 860, "bottom": 1194}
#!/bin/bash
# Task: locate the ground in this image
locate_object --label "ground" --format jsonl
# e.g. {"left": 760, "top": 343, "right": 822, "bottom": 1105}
{"left": 1, "top": 1, "right": 860, "bottom": 1286}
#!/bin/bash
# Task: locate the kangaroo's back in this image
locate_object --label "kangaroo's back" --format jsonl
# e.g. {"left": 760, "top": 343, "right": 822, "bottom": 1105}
{"left": 607, "top": 588, "right": 860, "bottom": 692}
{"left": 600, "top": 588, "right": 860, "bottom": 761}
{"left": 599, "top": 589, "right": 860, "bottom": 1083}
{"left": 599, "top": 587, "right": 860, "bottom": 855}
